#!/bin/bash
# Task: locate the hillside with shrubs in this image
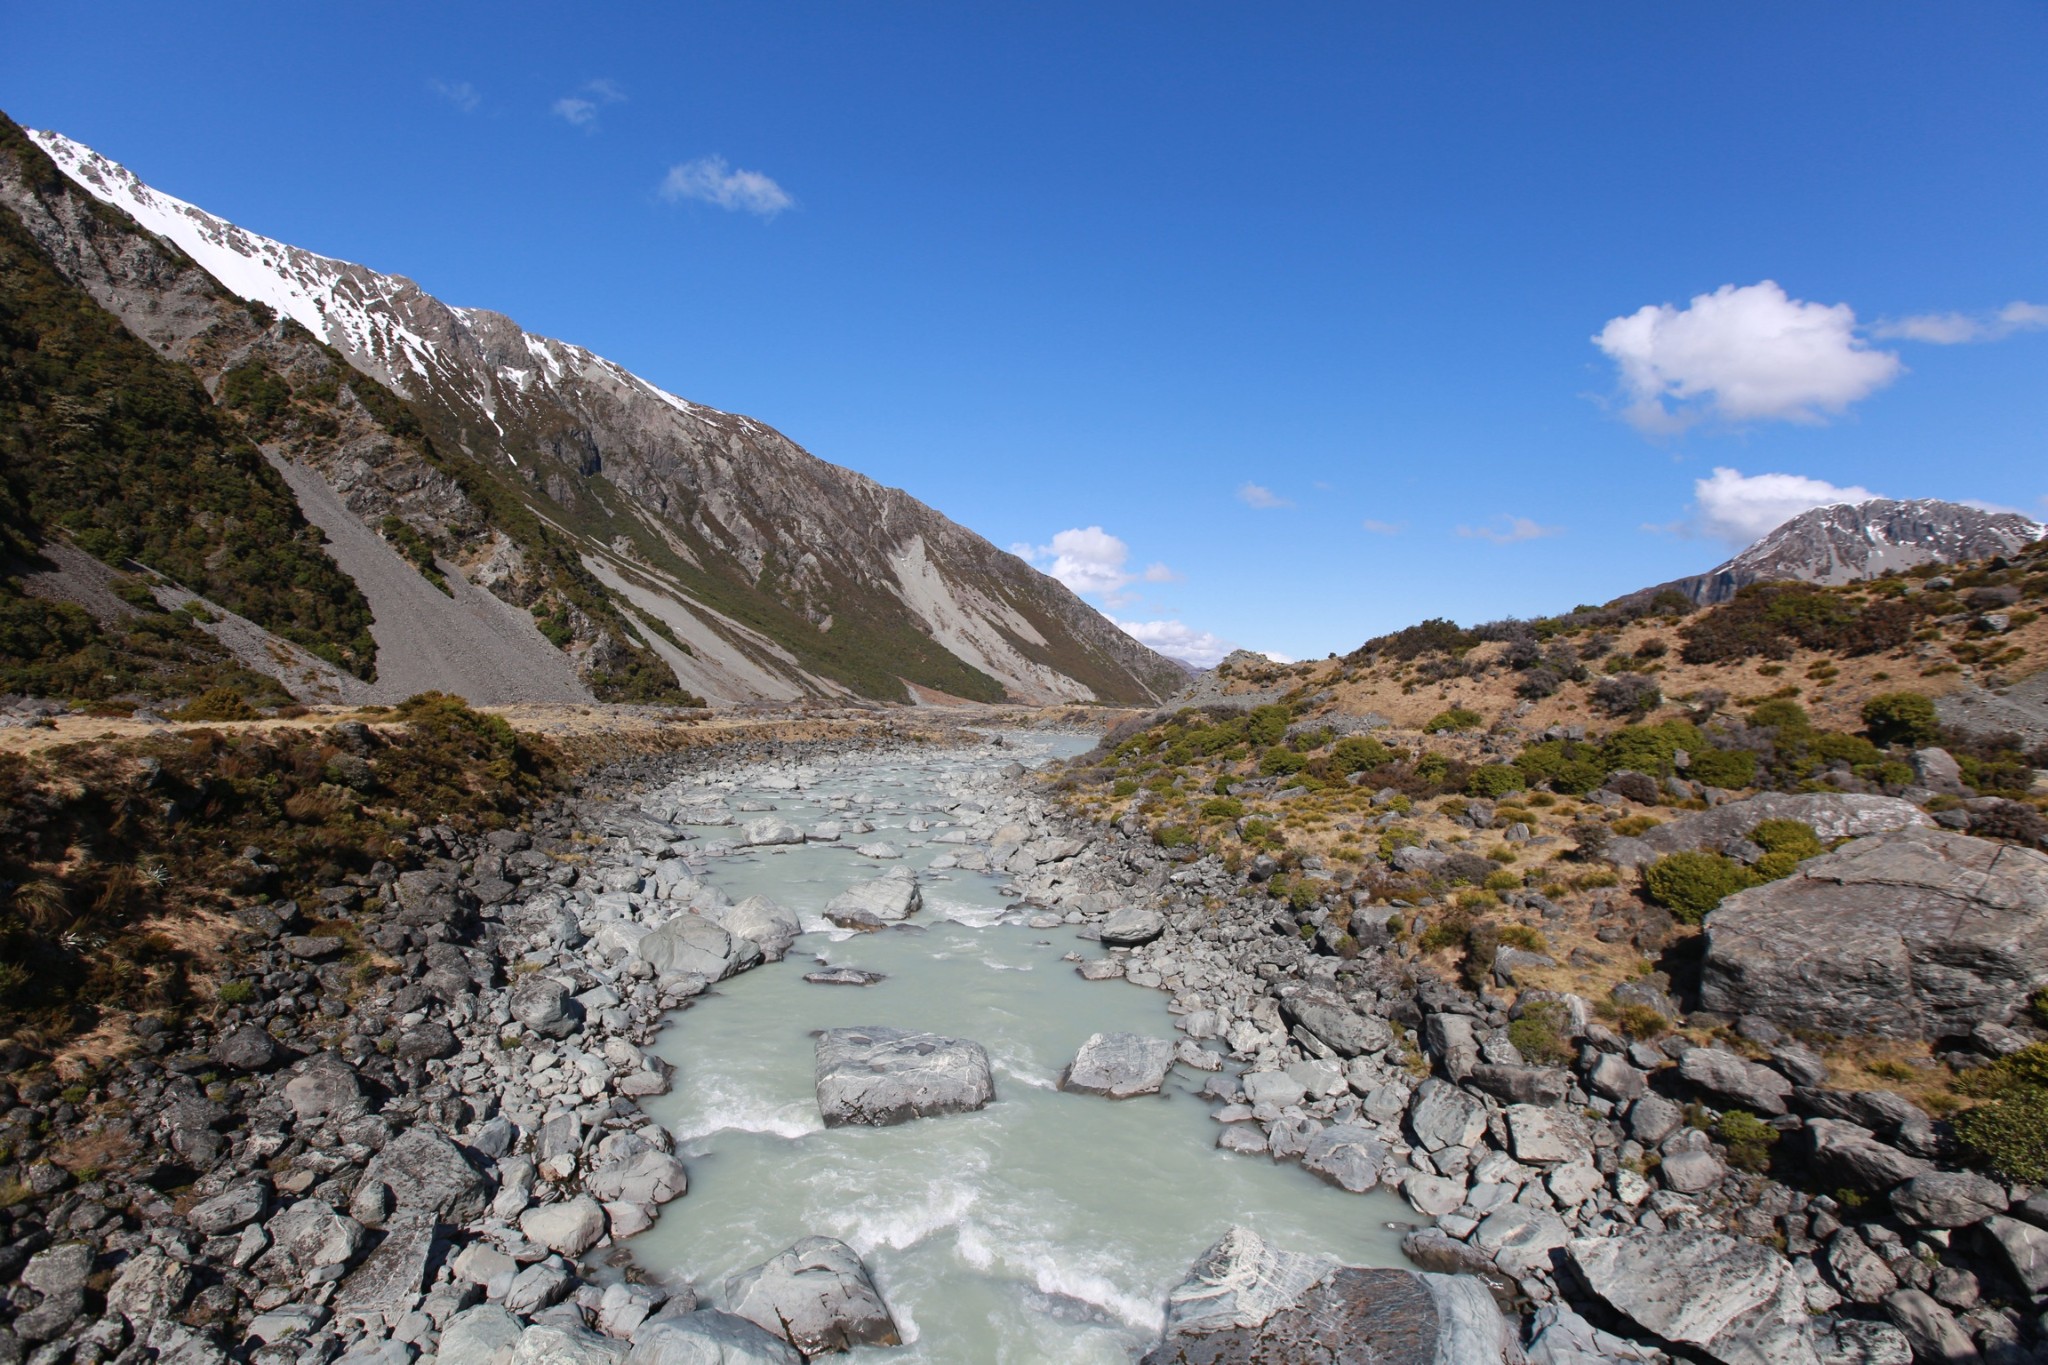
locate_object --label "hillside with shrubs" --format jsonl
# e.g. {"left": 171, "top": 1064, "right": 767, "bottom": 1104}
{"left": 1053, "top": 538, "right": 2048, "bottom": 1149}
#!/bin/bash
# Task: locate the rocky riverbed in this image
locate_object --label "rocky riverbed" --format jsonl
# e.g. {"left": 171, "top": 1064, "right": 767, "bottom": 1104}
{"left": 4, "top": 721, "right": 2047, "bottom": 1363}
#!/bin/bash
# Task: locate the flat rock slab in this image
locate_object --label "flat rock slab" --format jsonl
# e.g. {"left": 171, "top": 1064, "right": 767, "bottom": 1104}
{"left": 1567, "top": 1229, "right": 1818, "bottom": 1365}
{"left": 1144, "top": 1226, "right": 1513, "bottom": 1364}
{"left": 1700, "top": 827, "right": 2048, "bottom": 1041}
{"left": 1062, "top": 1031, "right": 1175, "bottom": 1098}
{"left": 803, "top": 967, "right": 886, "bottom": 987}
{"left": 1099, "top": 906, "right": 1167, "bottom": 947}
{"left": 825, "top": 869, "right": 922, "bottom": 926}
{"left": 815, "top": 1026, "right": 994, "bottom": 1127}
{"left": 1637, "top": 792, "right": 1928, "bottom": 855}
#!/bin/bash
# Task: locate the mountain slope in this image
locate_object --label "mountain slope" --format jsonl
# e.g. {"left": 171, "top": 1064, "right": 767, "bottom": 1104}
{"left": 1643, "top": 498, "right": 2045, "bottom": 607}
{"left": 16, "top": 125, "right": 1182, "bottom": 707}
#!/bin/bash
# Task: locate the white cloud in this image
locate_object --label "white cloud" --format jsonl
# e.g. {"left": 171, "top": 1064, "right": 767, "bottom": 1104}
{"left": 552, "top": 79, "right": 626, "bottom": 131}
{"left": 1594, "top": 281, "right": 1903, "bottom": 433}
{"left": 1872, "top": 301, "right": 2048, "bottom": 344}
{"left": 430, "top": 79, "right": 479, "bottom": 113}
{"left": 1456, "top": 516, "right": 1562, "bottom": 544}
{"left": 1361, "top": 518, "right": 1403, "bottom": 535}
{"left": 1113, "top": 619, "right": 1239, "bottom": 669}
{"left": 1688, "top": 466, "right": 1880, "bottom": 546}
{"left": 1237, "top": 482, "right": 1293, "bottom": 509}
{"left": 1014, "top": 526, "right": 1182, "bottom": 597}
{"left": 659, "top": 155, "right": 794, "bottom": 218}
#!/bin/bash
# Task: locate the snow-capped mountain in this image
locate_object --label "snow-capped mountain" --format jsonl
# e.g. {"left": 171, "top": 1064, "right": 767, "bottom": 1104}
{"left": 1650, "top": 499, "right": 2046, "bottom": 606}
{"left": 6, "top": 124, "right": 1181, "bottom": 707}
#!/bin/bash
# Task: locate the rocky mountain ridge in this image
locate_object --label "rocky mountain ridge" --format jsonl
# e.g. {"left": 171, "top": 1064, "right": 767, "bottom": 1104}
{"left": 2, "top": 120, "right": 1181, "bottom": 708}
{"left": 1645, "top": 498, "right": 2045, "bottom": 607}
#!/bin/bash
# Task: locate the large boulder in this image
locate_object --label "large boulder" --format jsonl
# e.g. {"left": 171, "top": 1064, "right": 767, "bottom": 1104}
{"left": 1300, "top": 1125, "right": 1387, "bottom": 1194}
{"left": 509, "top": 975, "right": 581, "bottom": 1039}
{"left": 1699, "top": 828, "right": 2048, "bottom": 1040}
{"left": 628, "top": 1307, "right": 801, "bottom": 1364}
{"left": 704, "top": 895, "right": 801, "bottom": 962}
{"left": 1141, "top": 1226, "right": 1515, "bottom": 1363}
{"left": 823, "top": 868, "right": 922, "bottom": 927}
{"left": 1098, "top": 906, "right": 1167, "bottom": 947}
{"left": 1062, "top": 1032, "right": 1175, "bottom": 1098}
{"left": 814, "top": 1026, "right": 994, "bottom": 1127}
{"left": 1637, "top": 792, "right": 1928, "bottom": 855}
{"left": 638, "top": 914, "right": 762, "bottom": 982}
{"left": 1565, "top": 1229, "right": 1818, "bottom": 1365}
{"left": 1677, "top": 1048, "right": 1793, "bottom": 1117}
{"left": 739, "top": 817, "right": 805, "bottom": 847}
{"left": 520, "top": 1195, "right": 608, "bottom": 1256}
{"left": 357, "top": 1127, "right": 489, "bottom": 1224}
{"left": 724, "top": 1236, "right": 900, "bottom": 1355}
{"left": 1279, "top": 989, "right": 1392, "bottom": 1058}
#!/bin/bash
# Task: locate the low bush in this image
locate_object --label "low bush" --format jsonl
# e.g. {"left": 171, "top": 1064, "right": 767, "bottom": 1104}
{"left": 1642, "top": 851, "right": 1756, "bottom": 923}
{"left": 1424, "top": 707, "right": 1483, "bottom": 733}
{"left": 1592, "top": 673, "right": 1662, "bottom": 719}
{"left": 1686, "top": 746, "right": 1757, "bottom": 789}
{"left": 1954, "top": 1045, "right": 2048, "bottom": 1181}
{"left": 1507, "top": 1001, "right": 1576, "bottom": 1066}
{"left": 1714, "top": 1110, "right": 1779, "bottom": 1173}
{"left": 1750, "top": 819, "right": 1823, "bottom": 860}
{"left": 1466, "top": 764, "right": 1525, "bottom": 798}
{"left": 1861, "top": 691, "right": 1940, "bottom": 747}
{"left": 173, "top": 687, "right": 259, "bottom": 722}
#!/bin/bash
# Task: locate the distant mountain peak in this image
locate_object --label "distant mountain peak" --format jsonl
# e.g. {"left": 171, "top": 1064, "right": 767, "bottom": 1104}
{"left": 1646, "top": 497, "right": 2045, "bottom": 606}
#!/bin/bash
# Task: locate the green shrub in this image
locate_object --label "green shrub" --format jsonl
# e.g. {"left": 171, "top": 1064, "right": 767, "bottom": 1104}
{"left": 1496, "top": 923, "right": 1547, "bottom": 952}
{"left": 1466, "top": 764, "right": 1525, "bottom": 799}
{"left": 1753, "top": 851, "right": 1802, "bottom": 881}
{"left": 1862, "top": 691, "right": 1940, "bottom": 748}
{"left": 1111, "top": 779, "right": 1138, "bottom": 798}
{"left": 216, "top": 979, "right": 255, "bottom": 1005}
{"left": 1601, "top": 722, "right": 1702, "bottom": 778}
{"left": 1154, "top": 824, "right": 1194, "bottom": 850}
{"left": 174, "top": 687, "right": 259, "bottom": 722}
{"left": 1642, "top": 851, "right": 1756, "bottom": 923}
{"left": 1246, "top": 705, "right": 1291, "bottom": 746}
{"left": 1259, "top": 748, "right": 1307, "bottom": 777}
{"left": 1483, "top": 869, "right": 1522, "bottom": 893}
{"left": 1507, "top": 1001, "right": 1575, "bottom": 1066}
{"left": 1414, "top": 752, "right": 1451, "bottom": 784}
{"left": 1749, "top": 698, "right": 1810, "bottom": 732}
{"left": 1953, "top": 1051, "right": 2048, "bottom": 1182}
{"left": 1200, "top": 796, "right": 1244, "bottom": 820}
{"left": 1424, "top": 707, "right": 1483, "bottom": 733}
{"left": 1751, "top": 819, "right": 1823, "bottom": 860}
{"left": 1713, "top": 1110, "right": 1779, "bottom": 1172}
{"left": 1330, "top": 736, "right": 1394, "bottom": 772}
{"left": 1687, "top": 746, "right": 1757, "bottom": 789}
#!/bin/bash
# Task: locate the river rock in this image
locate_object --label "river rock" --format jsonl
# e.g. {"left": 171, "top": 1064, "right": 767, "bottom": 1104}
{"left": 1505, "top": 1104, "right": 1588, "bottom": 1165}
{"left": 1978, "top": 1214, "right": 2048, "bottom": 1293}
{"left": 1098, "top": 906, "right": 1166, "bottom": 947}
{"left": 104, "top": 1245, "right": 193, "bottom": 1324}
{"left": 1142, "top": 1226, "right": 1514, "bottom": 1363}
{"left": 212, "top": 1022, "right": 283, "bottom": 1071}
{"left": 586, "top": 1149, "right": 690, "bottom": 1207}
{"left": 189, "top": 1181, "right": 269, "bottom": 1234}
{"left": 725, "top": 1236, "right": 901, "bottom": 1355}
{"left": 1566, "top": 1229, "right": 1818, "bottom": 1365}
{"left": 357, "top": 1126, "right": 489, "bottom": 1224}
{"left": 1300, "top": 1124, "right": 1385, "bottom": 1193}
{"left": 520, "top": 1194, "right": 608, "bottom": 1256}
{"left": 1278, "top": 988, "right": 1390, "bottom": 1057}
{"left": 804, "top": 966, "right": 885, "bottom": 986}
{"left": 509, "top": 974, "right": 580, "bottom": 1039}
{"left": 1699, "top": 827, "right": 2048, "bottom": 1040}
{"left": 1408, "top": 1078, "right": 1488, "bottom": 1152}
{"left": 740, "top": 817, "right": 805, "bottom": 847}
{"left": 284, "top": 1053, "right": 367, "bottom": 1121}
{"left": 814, "top": 1026, "right": 994, "bottom": 1126}
{"left": 705, "top": 895, "right": 802, "bottom": 961}
{"left": 1800, "top": 1118, "right": 1932, "bottom": 1192}
{"left": 439, "top": 1305, "right": 523, "bottom": 1365}
{"left": 628, "top": 1306, "right": 801, "bottom": 1364}
{"left": 824, "top": 868, "right": 922, "bottom": 925}
{"left": 335, "top": 1208, "right": 434, "bottom": 1328}
{"left": 1063, "top": 1031, "right": 1175, "bottom": 1097}
{"left": 639, "top": 913, "right": 762, "bottom": 981}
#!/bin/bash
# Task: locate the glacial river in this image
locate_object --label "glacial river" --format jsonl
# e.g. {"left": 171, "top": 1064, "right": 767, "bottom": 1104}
{"left": 629, "top": 732, "right": 1410, "bottom": 1361}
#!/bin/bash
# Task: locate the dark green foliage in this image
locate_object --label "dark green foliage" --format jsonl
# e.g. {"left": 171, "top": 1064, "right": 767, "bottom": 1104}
{"left": 1862, "top": 691, "right": 1940, "bottom": 747}
{"left": 1424, "top": 706, "right": 1482, "bottom": 733}
{"left": 216, "top": 359, "right": 293, "bottom": 426}
{"left": 1749, "top": 698, "right": 1810, "bottom": 731}
{"left": 1514, "top": 738, "right": 1607, "bottom": 795}
{"left": 1507, "top": 1001, "right": 1576, "bottom": 1067}
{"left": 1680, "top": 582, "right": 1919, "bottom": 664}
{"left": 1714, "top": 1110, "right": 1779, "bottom": 1172}
{"left": 1601, "top": 722, "right": 1701, "bottom": 778}
{"left": 0, "top": 174, "right": 374, "bottom": 682}
{"left": 1954, "top": 1045, "right": 2048, "bottom": 1182}
{"left": 1329, "top": 736, "right": 1394, "bottom": 773}
{"left": 173, "top": 687, "right": 258, "bottom": 721}
{"left": 1246, "top": 704, "right": 1291, "bottom": 746}
{"left": 1258, "top": 747, "right": 1307, "bottom": 777}
{"left": 1642, "top": 850, "right": 1756, "bottom": 923}
{"left": 0, "top": 578, "right": 288, "bottom": 702}
{"left": 1349, "top": 617, "right": 1475, "bottom": 663}
{"left": 378, "top": 517, "right": 450, "bottom": 595}
{"left": 1687, "top": 746, "right": 1756, "bottom": 789}
{"left": 1751, "top": 818, "right": 1823, "bottom": 860}
{"left": 1466, "top": 763, "right": 1525, "bottom": 798}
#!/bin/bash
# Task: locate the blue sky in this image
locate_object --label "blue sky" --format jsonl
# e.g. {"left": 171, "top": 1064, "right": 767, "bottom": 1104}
{"left": 7, "top": 4, "right": 2045, "bottom": 664}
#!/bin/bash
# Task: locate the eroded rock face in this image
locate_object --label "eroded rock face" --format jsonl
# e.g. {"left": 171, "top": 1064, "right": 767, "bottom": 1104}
{"left": 1566, "top": 1229, "right": 1818, "bottom": 1365}
{"left": 1141, "top": 1226, "right": 1513, "bottom": 1364}
{"left": 814, "top": 1026, "right": 994, "bottom": 1127}
{"left": 724, "top": 1236, "right": 900, "bottom": 1356}
{"left": 1637, "top": 792, "right": 1929, "bottom": 855}
{"left": 1700, "top": 828, "right": 2048, "bottom": 1041}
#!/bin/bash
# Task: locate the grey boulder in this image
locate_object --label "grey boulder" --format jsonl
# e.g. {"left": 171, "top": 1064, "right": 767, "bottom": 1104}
{"left": 1062, "top": 1031, "right": 1175, "bottom": 1098}
{"left": 1098, "top": 906, "right": 1166, "bottom": 947}
{"left": 1677, "top": 1048, "right": 1793, "bottom": 1117}
{"left": 1890, "top": 1170, "right": 2007, "bottom": 1229}
{"left": 438, "top": 1305, "right": 524, "bottom": 1365}
{"left": 509, "top": 975, "right": 580, "bottom": 1039}
{"left": 357, "top": 1127, "right": 489, "bottom": 1224}
{"left": 1700, "top": 828, "right": 2048, "bottom": 1041}
{"left": 1566, "top": 1229, "right": 1817, "bottom": 1365}
{"left": 1279, "top": 989, "right": 1392, "bottom": 1058}
{"left": 1636, "top": 792, "right": 1928, "bottom": 856}
{"left": 1300, "top": 1124, "right": 1386, "bottom": 1193}
{"left": 520, "top": 1195, "right": 608, "bottom": 1256}
{"left": 815, "top": 1026, "right": 994, "bottom": 1126}
{"left": 824, "top": 868, "right": 922, "bottom": 926}
{"left": 211, "top": 1023, "right": 282, "bottom": 1071}
{"left": 705, "top": 895, "right": 802, "bottom": 961}
{"left": 724, "top": 1236, "right": 901, "bottom": 1355}
{"left": 628, "top": 1307, "right": 801, "bottom": 1364}
{"left": 639, "top": 914, "right": 762, "bottom": 981}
